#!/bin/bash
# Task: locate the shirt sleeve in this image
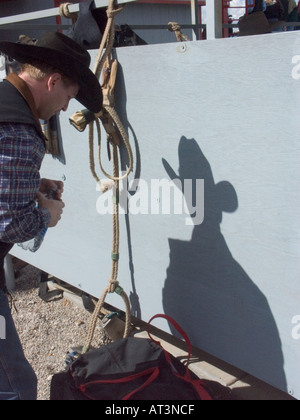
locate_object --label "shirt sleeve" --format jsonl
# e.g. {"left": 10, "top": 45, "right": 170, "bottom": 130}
{"left": 0, "top": 123, "right": 50, "bottom": 244}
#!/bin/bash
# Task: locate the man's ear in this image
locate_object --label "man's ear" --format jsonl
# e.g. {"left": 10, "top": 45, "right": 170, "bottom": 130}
{"left": 47, "top": 73, "right": 62, "bottom": 92}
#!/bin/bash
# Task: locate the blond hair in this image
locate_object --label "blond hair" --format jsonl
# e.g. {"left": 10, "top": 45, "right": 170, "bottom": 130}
{"left": 20, "top": 62, "right": 76, "bottom": 87}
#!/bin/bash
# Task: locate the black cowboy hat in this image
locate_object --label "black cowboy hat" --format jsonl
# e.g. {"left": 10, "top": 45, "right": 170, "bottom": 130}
{"left": 0, "top": 31, "right": 102, "bottom": 113}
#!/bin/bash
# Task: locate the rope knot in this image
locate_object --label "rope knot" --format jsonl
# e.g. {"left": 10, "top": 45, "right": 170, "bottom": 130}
{"left": 168, "top": 21, "right": 190, "bottom": 42}
{"left": 168, "top": 22, "right": 181, "bottom": 32}
{"left": 108, "top": 278, "right": 119, "bottom": 293}
{"left": 59, "top": 3, "right": 78, "bottom": 21}
{"left": 98, "top": 179, "right": 114, "bottom": 194}
{"left": 106, "top": 6, "right": 124, "bottom": 19}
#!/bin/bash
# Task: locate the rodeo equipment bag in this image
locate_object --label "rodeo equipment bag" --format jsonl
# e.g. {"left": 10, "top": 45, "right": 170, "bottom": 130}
{"left": 50, "top": 315, "right": 216, "bottom": 400}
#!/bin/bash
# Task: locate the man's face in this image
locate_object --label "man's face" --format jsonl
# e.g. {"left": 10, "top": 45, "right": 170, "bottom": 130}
{"left": 39, "top": 73, "right": 79, "bottom": 120}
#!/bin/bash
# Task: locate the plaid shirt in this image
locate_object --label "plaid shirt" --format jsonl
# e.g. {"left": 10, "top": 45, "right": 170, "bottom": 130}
{"left": 0, "top": 122, "right": 50, "bottom": 244}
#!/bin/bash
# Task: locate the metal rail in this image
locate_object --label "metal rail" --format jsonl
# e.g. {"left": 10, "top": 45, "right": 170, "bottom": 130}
{"left": 0, "top": 24, "right": 71, "bottom": 31}
{"left": 1, "top": 1, "right": 299, "bottom": 39}
{"left": 0, "top": 0, "right": 137, "bottom": 26}
{"left": 0, "top": 0, "right": 202, "bottom": 41}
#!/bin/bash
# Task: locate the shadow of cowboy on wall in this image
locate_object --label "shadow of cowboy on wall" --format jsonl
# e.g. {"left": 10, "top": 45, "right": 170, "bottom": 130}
{"left": 162, "top": 136, "right": 287, "bottom": 393}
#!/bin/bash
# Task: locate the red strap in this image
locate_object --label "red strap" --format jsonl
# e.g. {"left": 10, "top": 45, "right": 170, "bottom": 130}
{"left": 79, "top": 366, "right": 160, "bottom": 400}
{"left": 190, "top": 379, "right": 213, "bottom": 401}
{"left": 147, "top": 314, "right": 192, "bottom": 371}
{"left": 122, "top": 367, "right": 160, "bottom": 400}
{"left": 147, "top": 314, "right": 213, "bottom": 400}
{"left": 170, "top": 369, "right": 213, "bottom": 400}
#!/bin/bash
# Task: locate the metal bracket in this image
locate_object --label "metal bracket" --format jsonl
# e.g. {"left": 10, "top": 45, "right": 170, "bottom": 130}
{"left": 100, "top": 313, "right": 125, "bottom": 341}
{"left": 38, "top": 271, "right": 63, "bottom": 302}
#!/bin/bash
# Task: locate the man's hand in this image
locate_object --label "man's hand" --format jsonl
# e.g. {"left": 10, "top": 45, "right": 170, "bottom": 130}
{"left": 37, "top": 192, "right": 65, "bottom": 227}
{"left": 40, "top": 178, "right": 64, "bottom": 201}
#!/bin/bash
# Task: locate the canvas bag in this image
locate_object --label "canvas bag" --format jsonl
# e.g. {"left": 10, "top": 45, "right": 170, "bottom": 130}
{"left": 50, "top": 315, "right": 214, "bottom": 401}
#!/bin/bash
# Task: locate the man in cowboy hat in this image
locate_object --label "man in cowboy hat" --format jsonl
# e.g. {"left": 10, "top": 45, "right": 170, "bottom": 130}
{"left": 0, "top": 32, "right": 102, "bottom": 400}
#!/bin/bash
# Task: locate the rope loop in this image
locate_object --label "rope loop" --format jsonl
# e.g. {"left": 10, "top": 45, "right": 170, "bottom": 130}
{"left": 83, "top": 283, "right": 131, "bottom": 353}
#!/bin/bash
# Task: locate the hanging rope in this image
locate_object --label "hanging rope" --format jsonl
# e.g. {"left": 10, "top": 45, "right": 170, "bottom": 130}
{"left": 92, "top": 1, "right": 124, "bottom": 81}
{"left": 83, "top": 143, "right": 131, "bottom": 353}
{"left": 81, "top": 0, "right": 133, "bottom": 353}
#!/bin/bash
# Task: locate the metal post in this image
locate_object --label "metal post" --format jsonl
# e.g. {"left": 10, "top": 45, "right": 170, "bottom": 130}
{"left": 191, "top": 0, "right": 200, "bottom": 41}
{"left": 206, "top": 0, "right": 223, "bottom": 40}
{"left": 4, "top": 255, "right": 15, "bottom": 291}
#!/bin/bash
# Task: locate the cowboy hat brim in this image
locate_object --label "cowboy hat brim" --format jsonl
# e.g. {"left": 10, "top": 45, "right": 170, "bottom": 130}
{"left": 0, "top": 39, "right": 102, "bottom": 113}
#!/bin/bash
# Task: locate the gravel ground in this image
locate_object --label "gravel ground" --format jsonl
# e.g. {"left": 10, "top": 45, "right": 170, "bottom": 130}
{"left": 11, "top": 263, "right": 105, "bottom": 400}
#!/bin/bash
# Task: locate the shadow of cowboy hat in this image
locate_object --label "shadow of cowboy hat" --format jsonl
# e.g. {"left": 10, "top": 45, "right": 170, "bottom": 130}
{"left": 0, "top": 31, "right": 102, "bottom": 113}
{"left": 162, "top": 137, "right": 238, "bottom": 220}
